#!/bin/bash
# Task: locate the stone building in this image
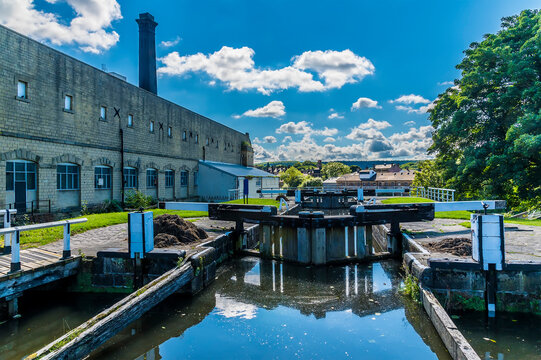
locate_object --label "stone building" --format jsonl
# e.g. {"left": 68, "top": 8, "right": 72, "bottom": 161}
{"left": 0, "top": 13, "right": 253, "bottom": 212}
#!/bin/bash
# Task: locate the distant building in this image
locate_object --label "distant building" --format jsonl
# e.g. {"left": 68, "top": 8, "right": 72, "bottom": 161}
{"left": 322, "top": 177, "right": 339, "bottom": 191}
{"left": 335, "top": 170, "right": 416, "bottom": 190}
{"left": 198, "top": 161, "right": 279, "bottom": 201}
{"left": 374, "top": 163, "right": 402, "bottom": 173}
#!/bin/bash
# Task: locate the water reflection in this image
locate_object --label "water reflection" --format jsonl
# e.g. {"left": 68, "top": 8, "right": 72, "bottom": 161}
{"left": 91, "top": 258, "right": 451, "bottom": 359}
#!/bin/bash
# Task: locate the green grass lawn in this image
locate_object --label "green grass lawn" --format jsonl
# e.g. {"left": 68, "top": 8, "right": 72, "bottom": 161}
{"left": 1, "top": 209, "right": 208, "bottom": 249}
{"left": 224, "top": 198, "right": 280, "bottom": 207}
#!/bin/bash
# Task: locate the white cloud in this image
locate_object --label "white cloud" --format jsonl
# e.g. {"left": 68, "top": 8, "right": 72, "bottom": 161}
{"left": 160, "top": 36, "right": 181, "bottom": 48}
{"left": 254, "top": 124, "right": 434, "bottom": 162}
{"left": 263, "top": 136, "right": 277, "bottom": 143}
{"left": 357, "top": 118, "right": 391, "bottom": 130}
{"left": 404, "top": 120, "right": 416, "bottom": 126}
{"left": 438, "top": 81, "right": 454, "bottom": 86}
{"left": 237, "top": 101, "right": 285, "bottom": 118}
{"left": 282, "top": 136, "right": 292, "bottom": 143}
{"left": 390, "top": 94, "right": 431, "bottom": 105}
{"left": 328, "top": 112, "right": 344, "bottom": 119}
{"left": 252, "top": 137, "right": 262, "bottom": 144}
{"left": 351, "top": 97, "right": 381, "bottom": 110}
{"left": 158, "top": 47, "right": 374, "bottom": 94}
{"left": 0, "top": 0, "right": 122, "bottom": 54}
{"left": 292, "top": 50, "right": 375, "bottom": 89}
{"left": 345, "top": 119, "right": 391, "bottom": 141}
{"left": 323, "top": 137, "right": 336, "bottom": 143}
{"left": 395, "top": 102, "right": 435, "bottom": 114}
{"left": 275, "top": 121, "right": 338, "bottom": 137}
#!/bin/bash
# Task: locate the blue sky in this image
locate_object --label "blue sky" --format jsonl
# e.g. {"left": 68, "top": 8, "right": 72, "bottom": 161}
{"left": 1, "top": 0, "right": 539, "bottom": 162}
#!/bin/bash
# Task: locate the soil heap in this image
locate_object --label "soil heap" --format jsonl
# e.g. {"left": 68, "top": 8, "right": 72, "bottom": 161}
{"left": 153, "top": 214, "right": 208, "bottom": 248}
{"left": 426, "top": 237, "right": 472, "bottom": 257}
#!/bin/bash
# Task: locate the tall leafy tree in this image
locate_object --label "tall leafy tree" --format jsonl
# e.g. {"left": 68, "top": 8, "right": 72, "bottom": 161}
{"left": 321, "top": 162, "right": 351, "bottom": 180}
{"left": 429, "top": 9, "right": 541, "bottom": 208}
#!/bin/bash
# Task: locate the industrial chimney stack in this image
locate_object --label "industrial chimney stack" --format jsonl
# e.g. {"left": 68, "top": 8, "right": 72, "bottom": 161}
{"left": 136, "top": 13, "right": 158, "bottom": 94}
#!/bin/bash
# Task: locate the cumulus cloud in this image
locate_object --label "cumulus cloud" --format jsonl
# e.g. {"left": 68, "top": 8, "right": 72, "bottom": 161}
{"left": 236, "top": 100, "right": 285, "bottom": 119}
{"left": 252, "top": 137, "right": 262, "bottom": 144}
{"left": 275, "top": 121, "right": 338, "bottom": 137}
{"left": 438, "top": 81, "right": 454, "bottom": 86}
{"left": 158, "top": 47, "right": 374, "bottom": 94}
{"left": 254, "top": 124, "right": 433, "bottom": 162}
{"left": 328, "top": 112, "right": 344, "bottom": 119}
{"left": 263, "top": 136, "right": 277, "bottom": 143}
{"left": 395, "top": 102, "right": 435, "bottom": 114}
{"left": 160, "top": 36, "right": 181, "bottom": 48}
{"left": 0, "top": 0, "right": 122, "bottom": 54}
{"left": 323, "top": 137, "right": 336, "bottom": 143}
{"left": 404, "top": 120, "right": 416, "bottom": 126}
{"left": 390, "top": 94, "right": 431, "bottom": 105}
{"left": 282, "top": 136, "right": 292, "bottom": 143}
{"left": 345, "top": 119, "right": 391, "bottom": 141}
{"left": 351, "top": 97, "right": 381, "bottom": 110}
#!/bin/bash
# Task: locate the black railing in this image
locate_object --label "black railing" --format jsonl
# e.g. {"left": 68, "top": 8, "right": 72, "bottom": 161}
{"left": 1, "top": 200, "right": 51, "bottom": 215}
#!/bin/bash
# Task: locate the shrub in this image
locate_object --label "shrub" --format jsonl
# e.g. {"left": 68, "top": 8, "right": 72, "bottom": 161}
{"left": 300, "top": 176, "right": 323, "bottom": 188}
{"left": 125, "top": 190, "right": 154, "bottom": 209}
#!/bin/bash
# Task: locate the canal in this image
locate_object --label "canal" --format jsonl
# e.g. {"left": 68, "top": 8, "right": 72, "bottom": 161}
{"left": 90, "top": 258, "right": 451, "bottom": 359}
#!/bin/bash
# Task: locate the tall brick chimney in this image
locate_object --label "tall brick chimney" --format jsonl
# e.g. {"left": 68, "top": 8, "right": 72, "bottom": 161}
{"left": 136, "top": 13, "right": 158, "bottom": 94}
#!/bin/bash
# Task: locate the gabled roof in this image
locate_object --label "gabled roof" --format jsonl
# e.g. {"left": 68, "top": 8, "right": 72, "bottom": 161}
{"left": 199, "top": 160, "right": 277, "bottom": 177}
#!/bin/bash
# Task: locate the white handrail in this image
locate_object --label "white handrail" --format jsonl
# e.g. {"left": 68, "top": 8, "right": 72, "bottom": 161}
{"left": 0, "top": 217, "right": 87, "bottom": 273}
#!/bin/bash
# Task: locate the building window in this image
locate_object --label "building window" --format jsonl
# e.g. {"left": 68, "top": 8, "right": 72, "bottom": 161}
{"left": 64, "top": 95, "right": 73, "bottom": 111}
{"left": 57, "top": 164, "right": 80, "bottom": 190}
{"left": 146, "top": 169, "right": 157, "bottom": 188}
{"left": 123, "top": 167, "right": 137, "bottom": 189}
{"left": 182, "top": 131, "right": 187, "bottom": 141}
{"left": 17, "top": 81, "right": 27, "bottom": 99}
{"left": 256, "top": 178, "right": 261, "bottom": 186}
{"left": 128, "top": 114, "right": 133, "bottom": 127}
{"left": 180, "top": 171, "right": 188, "bottom": 187}
{"left": 193, "top": 171, "right": 198, "bottom": 187}
{"left": 95, "top": 166, "right": 111, "bottom": 189}
{"left": 6, "top": 161, "right": 36, "bottom": 191}
{"left": 100, "top": 106, "right": 107, "bottom": 120}
{"left": 206, "top": 138, "right": 209, "bottom": 146}
{"left": 165, "top": 170, "right": 174, "bottom": 188}
{"left": 195, "top": 134, "right": 198, "bottom": 144}
{"left": 150, "top": 121, "right": 154, "bottom": 133}
{"left": 168, "top": 126, "right": 172, "bottom": 138}
{"left": 216, "top": 140, "right": 219, "bottom": 149}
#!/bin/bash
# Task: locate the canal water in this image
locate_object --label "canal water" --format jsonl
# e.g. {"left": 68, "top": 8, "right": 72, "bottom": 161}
{"left": 91, "top": 258, "right": 450, "bottom": 359}
{"left": 0, "top": 292, "right": 122, "bottom": 359}
{"left": 452, "top": 310, "right": 541, "bottom": 359}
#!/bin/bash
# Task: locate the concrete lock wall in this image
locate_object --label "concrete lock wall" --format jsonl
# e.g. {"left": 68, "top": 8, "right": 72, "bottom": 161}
{"left": 0, "top": 24, "right": 253, "bottom": 211}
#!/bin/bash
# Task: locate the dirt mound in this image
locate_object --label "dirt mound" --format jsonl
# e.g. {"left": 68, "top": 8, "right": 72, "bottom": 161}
{"left": 154, "top": 233, "right": 180, "bottom": 248}
{"left": 153, "top": 214, "right": 208, "bottom": 247}
{"left": 426, "top": 237, "right": 472, "bottom": 257}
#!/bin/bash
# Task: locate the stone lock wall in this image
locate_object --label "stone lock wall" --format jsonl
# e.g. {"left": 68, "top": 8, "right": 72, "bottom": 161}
{"left": 0, "top": 24, "right": 253, "bottom": 211}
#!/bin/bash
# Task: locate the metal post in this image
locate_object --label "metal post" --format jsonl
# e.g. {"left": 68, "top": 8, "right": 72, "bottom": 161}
{"left": 62, "top": 223, "right": 71, "bottom": 258}
{"left": 3, "top": 209, "right": 12, "bottom": 254}
{"left": 10, "top": 230, "right": 20, "bottom": 272}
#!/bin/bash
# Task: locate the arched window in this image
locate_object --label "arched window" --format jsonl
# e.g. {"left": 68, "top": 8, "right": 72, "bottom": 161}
{"left": 146, "top": 168, "right": 157, "bottom": 188}
{"left": 123, "top": 167, "right": 138, "bottom": 189}
{"left": 165, "top": 170, "right": 174, "bottom": 188}
{"left": 95, "top": 166, "right": 112, "bottom": 189}
{"left": 57, "top": 163, "right": 79, "bottom": 190}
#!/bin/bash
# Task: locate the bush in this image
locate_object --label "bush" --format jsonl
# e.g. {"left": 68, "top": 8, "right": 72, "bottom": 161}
{"left": 125, "top": 190, "right": 154, "bottom": 209}
{"left": 81, "top": 199, "right": 123, "bottom": 215}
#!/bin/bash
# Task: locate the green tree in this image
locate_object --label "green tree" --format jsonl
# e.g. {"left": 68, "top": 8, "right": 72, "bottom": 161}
{"left": 429, "top": 9, "right": 541, "bottom": 208}
{"left": 280, "top": 167, "right": 305, "bottom": 188}
{"left": 300, "top": 176, "right": 323, "bottom": 188}
{"left": 349, "top": 165, "right": 361, "bottom": 173}
{"left": 321, "top": 162, "right": 351, "bottom": 180}
{"left": 412, "top": 160, "right": 444, "bottom": 188}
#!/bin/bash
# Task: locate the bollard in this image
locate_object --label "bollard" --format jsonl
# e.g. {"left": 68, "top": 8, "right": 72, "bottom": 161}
{"left": 62, "top": 223, "right": 71, "bottom": 258}
{"left": 10, "top": 230, "right": 21, "bottom": 272}
{"left": 357, "top": 188, "right": 364, "bottom": 202}
{"left": 3, "top": 209, "right": 15, "bottom": 254}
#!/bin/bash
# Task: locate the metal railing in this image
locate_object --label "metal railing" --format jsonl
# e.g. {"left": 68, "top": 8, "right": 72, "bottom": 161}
{"left": 411, "top": 187, "right": 455, "bottom": 202}
{"left": 0, "top": 215, "right": 87, "bottom": 273}
{"left": 0, "top": 200, "right": 52, "bottom": 215}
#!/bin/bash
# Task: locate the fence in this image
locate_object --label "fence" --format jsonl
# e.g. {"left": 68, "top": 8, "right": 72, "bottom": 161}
{"left": 411, "top": 187, "right": 455, "bottom": 202}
